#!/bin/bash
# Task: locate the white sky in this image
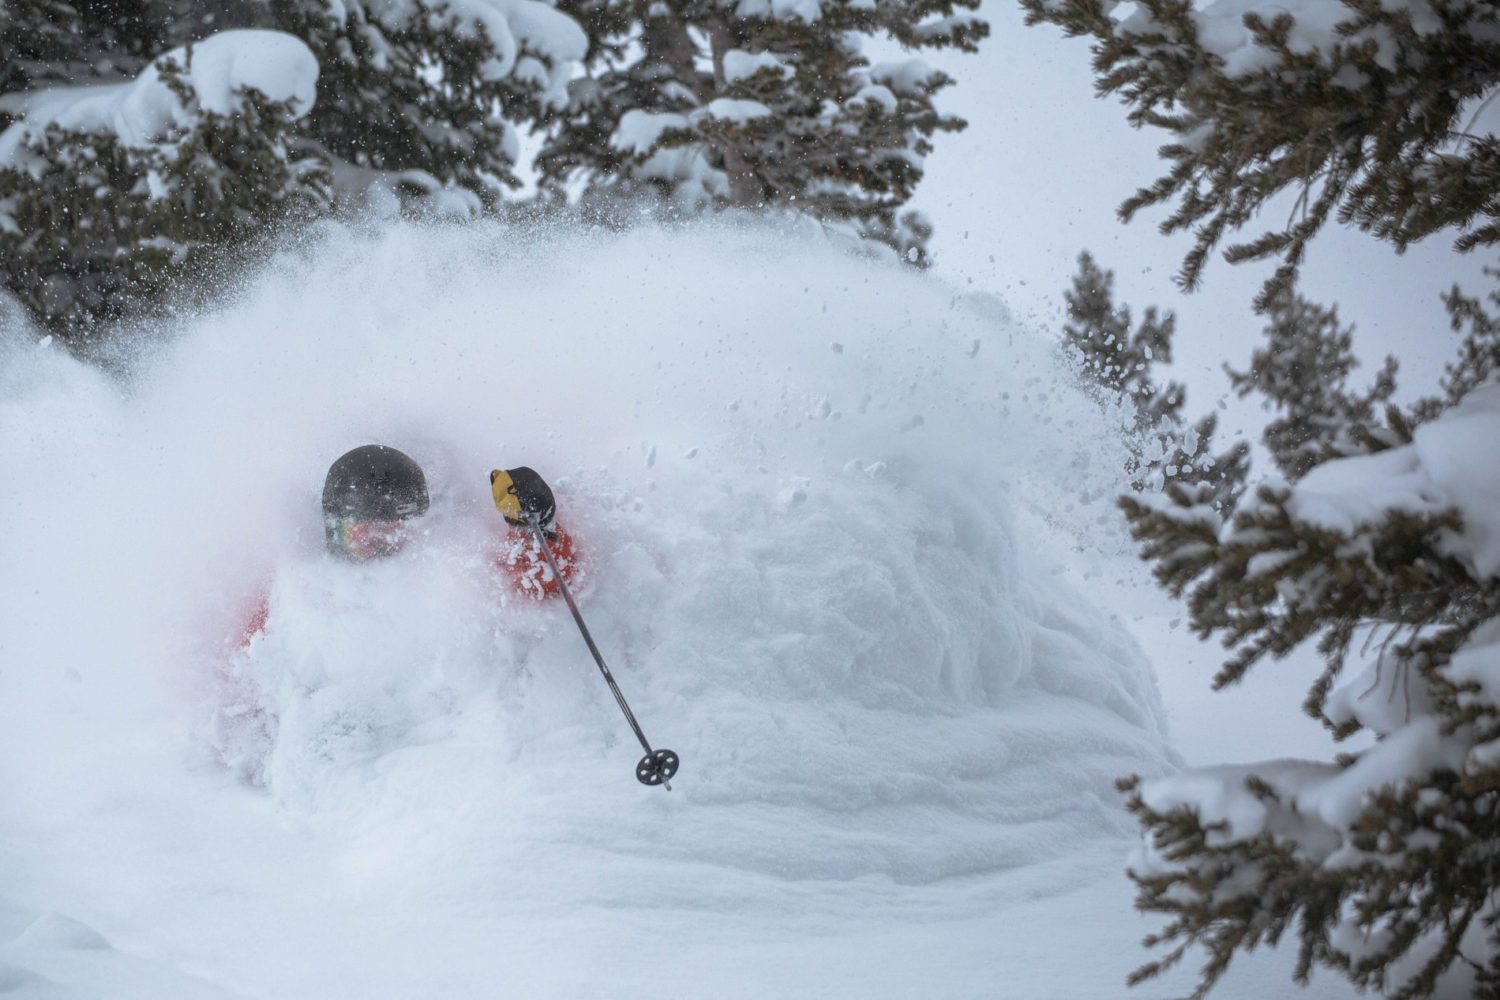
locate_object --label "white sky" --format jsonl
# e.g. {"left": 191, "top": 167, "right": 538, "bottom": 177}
{"left": 915, "top": 1, "right": 1497, "bottom": 442}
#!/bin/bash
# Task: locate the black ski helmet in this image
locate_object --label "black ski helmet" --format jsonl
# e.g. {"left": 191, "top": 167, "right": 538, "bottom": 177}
{"left": 322, "top": 445, "right": 430, "bottom": 524}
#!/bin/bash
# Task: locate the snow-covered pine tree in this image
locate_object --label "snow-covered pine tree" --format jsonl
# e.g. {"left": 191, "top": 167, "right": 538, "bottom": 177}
{"left": 1020, "top": 0, "right": 1500, "bottom": 306}
{"left": 0, "top": 31, "right": 331, "bottom": 339}
{"left": 1064, "top": 249, "right": 1182, "bottom": 425}
{"left": 1433, "top": 269, "right": 1500, "bottom": 417}
{"left": 1225, "top": 288, "right": 1399, "bottom": 480}
{"left": 534, "top": 0, "right": 692, "bottom": 206}
{"left": 1, "top": 0, "right": 85, "bottom": 96}
{"left": 538, "top": 0, "right": 987, "bottom": 259}
{"left": 1, "top": 0, "right": 190, "bottom": 97}
{"left": 269, "top": 0, "right": 584, "bottom": 207}
{"left": 1062, "top": 250, "right": 1247, "bottom": 502}
{"left": 1023, "top": 2, "right": 1500, "bottom": 996}
{"left": 0, "top": 0, "right": 586, "bottom": 344}
{"left": 1115, "top": 343, "right": 1500, "bottom": 998}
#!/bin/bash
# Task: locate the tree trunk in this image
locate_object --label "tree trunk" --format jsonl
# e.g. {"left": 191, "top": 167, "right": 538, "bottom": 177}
{"left": 709, "top": 23, "right": 761, "bottom": 207}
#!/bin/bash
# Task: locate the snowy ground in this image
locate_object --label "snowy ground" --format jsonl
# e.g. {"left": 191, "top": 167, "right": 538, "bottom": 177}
{"left": 0, "top": 222, "right": 1361, "bottom": 998}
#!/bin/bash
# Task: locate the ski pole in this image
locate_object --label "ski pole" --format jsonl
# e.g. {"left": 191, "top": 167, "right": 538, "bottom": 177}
{"left": 525, "top": 515, "right": 680, "bottom": 790}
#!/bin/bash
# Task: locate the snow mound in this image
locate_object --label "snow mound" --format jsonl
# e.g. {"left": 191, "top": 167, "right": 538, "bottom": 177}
{"left": 11, "top": 914, "right": 111, "bottom": 952}
{"left": 0, "top": 219, "right": 1173, "bottom": 994}
{"left": 0, "top": 902, "right": 244, "bottom": 999}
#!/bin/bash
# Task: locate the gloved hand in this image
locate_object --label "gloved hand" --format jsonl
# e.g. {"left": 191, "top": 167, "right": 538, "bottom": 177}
{"left": 491, "top": 466, "right": 557, "bottom": 529}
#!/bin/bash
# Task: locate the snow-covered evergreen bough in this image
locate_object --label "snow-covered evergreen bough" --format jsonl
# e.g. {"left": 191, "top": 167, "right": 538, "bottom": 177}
{"left": 1021, "top": 0, "right": 1500, "bottom": 994}
{"left": 0, "top": 221, "right": 1173, "bottom": 995}
{"left": 1120, "top": 387, "right": 1500, "bottom": 1000}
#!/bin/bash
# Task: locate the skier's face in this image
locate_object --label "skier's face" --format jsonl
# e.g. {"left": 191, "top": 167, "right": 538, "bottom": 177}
{"left": 327, "top": 518, "right": 411, "bottom": 561}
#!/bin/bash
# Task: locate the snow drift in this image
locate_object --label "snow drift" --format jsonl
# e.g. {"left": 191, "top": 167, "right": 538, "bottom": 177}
{"left": 0, "top": 219, "right": 1175, "bottom": 997}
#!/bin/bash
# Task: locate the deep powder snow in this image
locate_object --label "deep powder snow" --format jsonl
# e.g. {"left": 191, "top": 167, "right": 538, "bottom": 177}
{"left": 0, "top": 220, "right": 1182, "bottom": 997}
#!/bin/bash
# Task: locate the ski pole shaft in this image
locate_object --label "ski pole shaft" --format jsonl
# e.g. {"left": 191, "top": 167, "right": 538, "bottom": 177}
{"left": 526, "top": 518, "right": 678, "bottom": 789}
{"left": 529, "top": 520, "right": 650, "bottom": 755}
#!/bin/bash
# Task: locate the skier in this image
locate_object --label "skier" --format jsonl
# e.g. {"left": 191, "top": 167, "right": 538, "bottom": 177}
{"left": 236, "top": 445, "right": 581, "bottom": 645}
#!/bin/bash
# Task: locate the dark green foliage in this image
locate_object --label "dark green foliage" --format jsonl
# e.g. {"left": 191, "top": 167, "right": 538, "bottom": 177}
{"left": 270, "top": 0, "right": 568, "bottom": 201}
{"left": 1126, "top": 478, "right": 1474, "bottom": 688}
{"left": 4, "top": 0, "right": 987, "bottom": 343}
{"left": 2, "top": 0, "right": 574, "bottom": 201}
{"left": 1029, "top": 5, "right": 1500, "bottom": 995}
{"left": 1225, "top": 288, "right": 1398, "bottom": 479}
{"left": 535, "top": 3, "right": 687, "bottom": 203}
{"left": 0, "top": 0, "right": 256, "bottom": 97}
{"left": 0, "top": 69, "right": 329, "bottom": 338}
{"left": 1430, "top": 269, "right": 1500, "bottom": 415}
{"left": 1111, "top": 305, "right": 1500, "bottom": 997}
{"left": 1110, "top": 280, "right": 1500, "bottom": 995}
{"left": 1062, "top": 250, "right": 1249, "bottom": 502}
{"left": 1, "top": 0, "right": 579, "bottom": 343}
{"left": 1064, "top": 249, "right": 1182, "bottom": 423}
{"left": 1018, "top": 0, "right": 1500, "bottom": 305}
{"left": 0, "top": 0, "right": 86, "bottom": 97}
{"left": 1114, "top": 772, "right": 1335, "bottom": 1000}
{"left": 540, "top": 0, "right": 986, "bottom": 257}
{"left": 1119, "top": 767, "right": 1500, "bottom": 1000}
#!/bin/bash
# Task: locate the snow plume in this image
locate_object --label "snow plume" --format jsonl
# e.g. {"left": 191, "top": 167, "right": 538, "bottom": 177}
{"left": 0, "top": 219, "right": 1172, "bottom": 997}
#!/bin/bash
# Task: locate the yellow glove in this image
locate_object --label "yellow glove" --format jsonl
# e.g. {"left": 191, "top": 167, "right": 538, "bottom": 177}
{"left": 490, "top": 466, "right": 557, "bottom": 528}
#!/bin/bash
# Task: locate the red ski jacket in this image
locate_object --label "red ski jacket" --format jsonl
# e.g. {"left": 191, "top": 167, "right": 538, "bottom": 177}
{"left": 493, "top": 522, "right": 582, "bottom": 602}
